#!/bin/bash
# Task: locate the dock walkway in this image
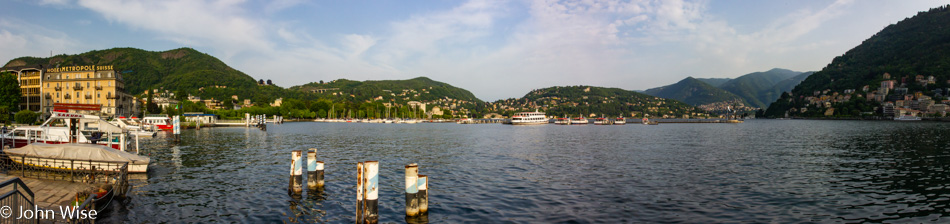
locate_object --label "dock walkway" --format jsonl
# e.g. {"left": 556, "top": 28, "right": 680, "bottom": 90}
{"left": 0, "top": 173, "right": 94, "bottom": 209}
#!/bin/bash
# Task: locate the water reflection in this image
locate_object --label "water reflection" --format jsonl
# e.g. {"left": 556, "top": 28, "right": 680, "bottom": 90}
{"left": 100, "top": 121, "right": 950, "bottom": 223}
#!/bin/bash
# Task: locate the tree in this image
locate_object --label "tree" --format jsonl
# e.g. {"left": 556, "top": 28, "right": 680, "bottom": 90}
{"left": 0, "top": 72, "right": 20, "bottom": 111}
{"left": 14, "top": 110, "right": 39, "bottom": 124}
{"left": 266, "top": 79, "right": 273, "bottom": 85}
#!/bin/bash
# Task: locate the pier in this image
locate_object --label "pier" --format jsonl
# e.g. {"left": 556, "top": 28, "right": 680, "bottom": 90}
{"left": 0, "top": 173, "right": 95, "bottom": 209}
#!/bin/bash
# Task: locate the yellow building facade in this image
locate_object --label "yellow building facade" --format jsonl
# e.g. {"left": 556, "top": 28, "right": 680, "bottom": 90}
{"left": 42, "top": 65, "right": 133, "bottom": 117}
{"left": 19, "top": 70, "right": 42, "bottom": 111}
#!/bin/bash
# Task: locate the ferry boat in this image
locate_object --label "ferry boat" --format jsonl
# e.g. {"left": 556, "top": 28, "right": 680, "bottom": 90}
{"left": 554, "top": 117, "right": 570, "bottom": 125}
{"left": 142, "top": 114, "right": 173, "bottom": 130}
{"left": 457, "top": 118, "right": 475, "bottom": 124}
{"left": 507, "top": 110, "right": 547, "bottom": 125}
{"left": 594, "top": 117, "right": 611, "bottom": 125}
{"left": 894, "top": 115, "right": 921, "bottom": 121}
{"left": 110, "top": 117, "right": 157, "bottom": 137}
{"left": 6, "top": 143, "right": 150, "bottom": 173}
{"left": 0, "top": 112, "right": 137, "bottom": 151}
{"left": 613, "top": 117, "right": 626, "bottom": 125}
{"left": 642, "top": 118, "right": 658, "bottom": 125}
{"left": 570, "top": 116, "right": 589, "bottom": 125}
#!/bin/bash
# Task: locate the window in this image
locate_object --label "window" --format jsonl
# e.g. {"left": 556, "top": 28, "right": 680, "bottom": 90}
{"left": 97, "top": 73, "right": 101, "bottom": 78}
{"left": 66, "top": 75, "right": 69, "bottom": 79}
{"left": 87, "top": 82, "right": 90, "bottom": 88}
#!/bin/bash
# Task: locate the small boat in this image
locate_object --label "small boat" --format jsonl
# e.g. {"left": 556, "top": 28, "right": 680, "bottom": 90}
{"left": 142, "top": 114, "right": 173, "bottom": 130}
{"left": 457, "top": 118, "right": 475, "bottom": 124}
{"left": 6, "top": 143, "right": 150, "bottom": 173}
{"left": 642, "top": 118, "right": 658, "bottom": 125}
{"left": 570, "top": 116, "right": 589, "bottom": 125}
{"left": 110, "top": 118, "right": 156, "bottom": 137}
{"left": 613, "top": 117, "right": 626, "bottom": 125}
{"left": 1, "top": 112, "right": 138, "bottom": 151}
{"left": 895, "top": 115, "right": 921, "bottom": 121}
{"left": 594, "top": 116, "right": 610, "bottom": 125}
{"left": 554, "top": 118, "right": 570, "bottom": 125}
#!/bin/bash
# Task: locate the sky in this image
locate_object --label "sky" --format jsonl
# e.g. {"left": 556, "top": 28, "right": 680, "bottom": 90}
{"left": 0, "top": 0, "right": 946, "bottom": 101}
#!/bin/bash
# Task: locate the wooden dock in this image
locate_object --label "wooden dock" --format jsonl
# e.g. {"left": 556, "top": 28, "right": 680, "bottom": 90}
{"left": 0, "top": 173, "right": 95, "bottom": 209}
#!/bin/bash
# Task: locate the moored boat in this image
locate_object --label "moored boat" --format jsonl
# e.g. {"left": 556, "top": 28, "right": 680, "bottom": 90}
{"left": 142, "top": 114, "right": 173, "bottom": 130}
{"left": 554, "top": 118, "right": 570, "bottom": 125}
{"left": 894, "top": 115, "right": 922, "bottom": 121}
{"left": 1, "top": 112, "right": 137, "bottom": 151}
{"left": 613, "top": 117, "right": 626, "bottom": 125}
{"left": 570, "top": 116, "right": 589, "bottom": 125}
{"left": 507, "top": 110, "right": 547, "bottom": 125}
{"left": 5, "top": 143, "right": 150, "bottom": 173}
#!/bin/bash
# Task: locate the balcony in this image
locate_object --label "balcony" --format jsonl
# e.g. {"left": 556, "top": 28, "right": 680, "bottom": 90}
{"left": 54, "top": 86, "right": 62, "bottom": 91}
{"left": 64, "top": 95, "right": 71, "bottom": 99}
{"left": 94, "top": 86, "right": 103, "bottom": 90}
{"left": 85, "top": 95, "right": 92, "bottom": 99}
{"left": 44, "top": 94, "right": 51, "bottom": 99}
{"left": 106, "top": 94, "right": 116, "bottom": 99}
{"left": 73, "top": 86, "right": 83, "bottom": 91}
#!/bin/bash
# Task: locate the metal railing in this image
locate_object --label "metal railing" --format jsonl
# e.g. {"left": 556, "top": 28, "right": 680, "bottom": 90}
{"left": 0, "top": 177, "right": 36, "bottom": 224}
{"left": 0, "top": 153, "right": 129, "bottom": 197}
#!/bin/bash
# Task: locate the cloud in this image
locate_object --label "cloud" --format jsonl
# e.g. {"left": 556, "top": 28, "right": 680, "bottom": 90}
{"left": 77, "top": 0, "right": 271, "bottom": 59}
{"left": 0, "top": 19, "right": 81, "bottom": 66}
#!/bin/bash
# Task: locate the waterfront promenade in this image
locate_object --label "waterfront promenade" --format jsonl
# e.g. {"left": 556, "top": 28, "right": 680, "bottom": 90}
{"left": 0, "top": 173, "right": 94, "bottom": 209}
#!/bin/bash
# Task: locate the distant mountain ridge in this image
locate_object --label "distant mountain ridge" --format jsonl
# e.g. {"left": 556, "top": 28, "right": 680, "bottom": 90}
{"left": 494, "top": 85, "right": 703, "bottom": 118}
{"left": 643, "top": 77, "right": 744, "bottom": 106}
{"left": 643, "top": 68, "right": 814, "bottom": 109}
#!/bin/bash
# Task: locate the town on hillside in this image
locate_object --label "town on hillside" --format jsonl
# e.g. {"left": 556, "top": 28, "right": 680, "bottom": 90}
{"left": 782, "top": 73, "right": 950, "bottom": 118}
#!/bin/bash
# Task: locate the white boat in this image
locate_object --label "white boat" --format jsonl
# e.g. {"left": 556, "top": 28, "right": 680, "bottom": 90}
{"left": 6, "top": 143, "right": 150, "bottom": 173}
{"left": 554, "top": 118, "right": 570, "bottom": 125}
{"left": 110, "top": 118, "right": 157, "bottom": 137}
{"left": 594, "top": 117, "right": 611, "bottom": 125}
{"left": 508, "top": 110, "right": 547, "bottom": 125}
{"left": 613, "top": 117, "right": 626, "bottom": 125}
{"left": 570, "top": 117, "right": 589, "bottom": 125}
{"left": 142, "top": 114, "right": 173, "bottom": 131}
{"left": 1, "top": 112, "right": 137, "bottom": 151}
{"left": 895, "top": 115, "right": 922, "bottom": 121}
{"left": 457, "top": 118, "right": 475, "bottom": 124}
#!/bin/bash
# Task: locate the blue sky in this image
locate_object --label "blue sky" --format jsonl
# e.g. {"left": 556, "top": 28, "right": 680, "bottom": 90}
{"left": 0, "top": 0, "right": 945, "bottom": 101}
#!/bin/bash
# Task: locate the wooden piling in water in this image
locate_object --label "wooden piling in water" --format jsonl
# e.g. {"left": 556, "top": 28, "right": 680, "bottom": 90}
{"left": 289, "top": 150, "right": 303, "bottom": 195}
{"left": 306, "top": 149, "right": 318, "bottom": 190}
{"left": 363, "top": 161, "right": 379, "bottom": 223}
{"left": 418, "top": 175, "right": 428, "bottom": 215}
{"left": 356, "top": 162, "right": 364, "bottom": 224}
{"left": 405, "top": 163, "right": 420, "bottom": 217}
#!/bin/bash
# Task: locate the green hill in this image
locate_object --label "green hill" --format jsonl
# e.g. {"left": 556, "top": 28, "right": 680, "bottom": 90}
{"left": 290, "top": 76, "right": 481, "bottom": 104}
{"left": 718, "top": 68, "right": 803, "bottom": 108}
{"left": 2, "top": 47, "right": 276, "bottom": 101}
{"left": 766, "top": 5, "right": 950, "bottom": 117}
{"left": 643, "top": 77, "right": 744, "bottom": 106}
{"left": 695, "top": 78, "right": 732, "bottom": 87}
{"left": 499, "top": 85, "right": 703, "bottom": 118}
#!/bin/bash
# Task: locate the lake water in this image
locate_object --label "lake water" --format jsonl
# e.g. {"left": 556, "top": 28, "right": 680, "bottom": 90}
{"left": 99, "top": 120, "right": 950, "bottom": 223}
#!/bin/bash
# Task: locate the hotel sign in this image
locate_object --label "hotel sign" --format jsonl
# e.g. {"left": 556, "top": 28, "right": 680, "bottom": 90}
{"left": 46, "top": 65, "right": 114, "bottom": 73}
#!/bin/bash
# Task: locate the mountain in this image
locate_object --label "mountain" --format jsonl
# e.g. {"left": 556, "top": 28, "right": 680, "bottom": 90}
{"left": 489, "top": 85, "right": 705, "bottom": 118}
{"left": 290, "top": 76, "right": 481, "bottom": 104}
{"left": 643, "top": 77, "right": 744, "bottom": 106}
{"left": 718, "top": 68, "right": 804, "bottom": 108}
{"left": 766, "top": 5, "right": 950, "bottom": 117}
{"left": 695, "top": 78, "right": 732, "bottom": 87}
{"left": 642, "top": 68, "right": 814, "bottom": 109}
{"left": 2, "top": 47, "right": 274, "bottom": 101}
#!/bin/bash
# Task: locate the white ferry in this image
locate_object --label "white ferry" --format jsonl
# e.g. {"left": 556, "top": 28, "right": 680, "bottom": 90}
{"left": 0, "top": 112, "right": 137, "bottom": 151}
{"left": 894, "top": 115, "right": 921, "bottom": 121}
{"left": 508, "top": 110, "right": 547, "bottom": 125}
{"left": 554, "top": 117, "right": 570, "bottom": 125}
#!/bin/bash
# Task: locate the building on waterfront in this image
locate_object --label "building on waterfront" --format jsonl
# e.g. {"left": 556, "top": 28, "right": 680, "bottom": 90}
{"left": 1, "top": 65, "right": 45, "bottom": 112}
{"left": 42, "top": 65, "right": 133, "bottom": 117}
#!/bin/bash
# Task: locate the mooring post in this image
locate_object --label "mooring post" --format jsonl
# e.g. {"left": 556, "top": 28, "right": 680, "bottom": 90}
{"left": 405, "top": 163, "right": 420, "bottom": 217}
{"left": 173, "top": 116, "right": 181, "bottom": 142}
{"left": 356, "top": 162, "right": 364, "bottom": 224}
{"left": 307, "top": 149, "right": 318, "bottom": 190}
{"left": 418, "top": 175, "right": 428, "bottom": 215}
{"left": 135, "top": 134, "right": 140, "bottom": 154}
{"left": 245, "top": 113, "right": 250, "bottom": 127}
{"left": 316, "top": 161, "right": 325, "bottom": 188}
{"left": 364, "top": 161, "right": 379, "bottom": 223}
{"left": 290, "top": 150, "right": 303, "bottom": 195}
{"left": 119, "top": 133, "right": 126, "bottom": 151}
